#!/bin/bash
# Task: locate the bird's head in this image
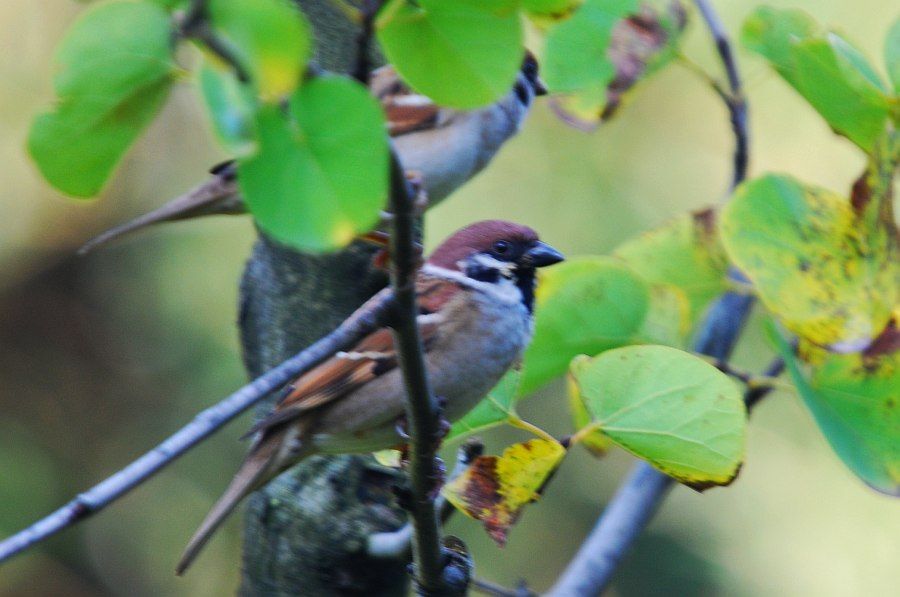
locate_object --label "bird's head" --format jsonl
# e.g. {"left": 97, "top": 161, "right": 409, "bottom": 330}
{"left": 428, "top": 220, "right": 564, "bottom": 311}
{"left": 513, "top": 51, "right": 548, "bottom": 108}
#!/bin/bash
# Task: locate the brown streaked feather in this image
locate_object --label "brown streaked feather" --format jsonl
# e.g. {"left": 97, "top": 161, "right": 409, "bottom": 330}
{"left": 416, "top": 277, "right": 462, "bottom": 314}
{"left": 246, "top": 279, "right": 460, "bottom": 438}
{"left": 370, "top": 65, "right": 443, "bottom": 136}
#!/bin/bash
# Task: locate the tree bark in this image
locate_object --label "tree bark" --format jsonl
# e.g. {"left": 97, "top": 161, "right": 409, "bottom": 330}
{"left": 237, "top": 3, "right": 407, "bottom": 594}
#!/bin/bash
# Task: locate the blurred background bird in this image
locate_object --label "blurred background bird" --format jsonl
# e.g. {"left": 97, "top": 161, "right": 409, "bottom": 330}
{"left": 78, "top": 55, "right": 546, "bottom": 254}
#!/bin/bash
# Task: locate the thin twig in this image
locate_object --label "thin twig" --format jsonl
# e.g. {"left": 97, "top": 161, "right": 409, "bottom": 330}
{"left": 0, "top": 291, "right": 393, "bottom": 565}
{"left": 177, "top": 0, "right": 250, "bottom": 83}
{"left": 547, "top": 2, "right": 754, "bottom": 594}
{"left": 368, "top": 439, "right": 484, "bottom": 560}
{"left": 706, "top": 356, "right": 781, "bottom": 392}
{"left": 181, "top": 0, "right": 207, "bottom": 32}
{"left": 386, "top": 150, "right": 448, "bottom": 594}
{"left": 745, "top": 357, "right": 786, "bottom": 411}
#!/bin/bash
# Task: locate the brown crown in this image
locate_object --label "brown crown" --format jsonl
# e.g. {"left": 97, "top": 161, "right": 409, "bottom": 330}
{"left": 427, "top": 220, "right": 539, "bottom": 271}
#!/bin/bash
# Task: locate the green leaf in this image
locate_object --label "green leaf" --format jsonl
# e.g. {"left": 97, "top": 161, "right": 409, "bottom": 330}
{"left": 449, "top": 371, "right": 520, "bottom": 440}
{"left": 27, "top": 1, "right": 175, "bottom": 197}
{"left": 208, "top": 0, "right": 311, "bottom": 101}
{"left": 520, "top": 257, "right": 651, "bottom": 395}
{"left": 442, "top": 438, "right": 567, "bottom": 545}
{"left": 149, "top": 0, "right": 187, "bottom": 7}
{"left": 886, "top": 16, "right": 900, "bottom": 94}
{"left": 741, "top": 6, "right": 890, "bottom": 152}
{"left": 771, "top": 325, "right": 900, "bottom": 496}
{"left": 199, "top": 58, "right": 258, "bottom": 155}
{"left": 741, "top": 6, "right": 818, "bottom": 70}
{"left": 567, "top": 371, "right": 612, "bottom": 456}
{"left": 790, "top": 38, "right": 890, "bottom": 150}
{"left": 543, "top": 0, "right": 685, "bottom": 128}
{"left": 569, "top": 346, "right": 746, "bottom": 487}
{"left": 239, "top": 75, "right": 388, "bottom": 251}
{"left": 543, "top": 0, "right": 638, "bottom": 93}
{"left": 376, "top": 0, "right": 523, "bottom": 109}
{"left": 639, "top": 284, "right": 690, "bottom": 347}
{"left": 720, "top": 174, "right": 900, "bottom": 352}
{"left": 614, "top": 209, "right": 729, "bottom": 325}
{"left": 523, "top": 0, "right": 582, "bottom": 15}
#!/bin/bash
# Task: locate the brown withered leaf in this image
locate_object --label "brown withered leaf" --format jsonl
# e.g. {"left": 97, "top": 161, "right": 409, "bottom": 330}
{"left": 864, "top": 316, "right": 900, "bottom": 360}
{"left": 441, "top": 439, "right": 567, "bottom": 546}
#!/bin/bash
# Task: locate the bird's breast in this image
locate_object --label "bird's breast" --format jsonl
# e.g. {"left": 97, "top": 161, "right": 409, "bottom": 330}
{"left": 427, "top": 284, "right": 532, "bottom": 421}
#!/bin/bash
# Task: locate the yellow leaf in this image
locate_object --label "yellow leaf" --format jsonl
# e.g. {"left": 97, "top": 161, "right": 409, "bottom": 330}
{"left": 442, "top": 439, "right": 567, "bottom": 545}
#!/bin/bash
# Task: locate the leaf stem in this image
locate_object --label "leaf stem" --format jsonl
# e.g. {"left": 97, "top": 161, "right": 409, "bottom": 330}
{"left": 508, "top": 416, "right": 559, "bottom": 444}
{"left": 568, "top": 421, "right": 604, "bottom": 447}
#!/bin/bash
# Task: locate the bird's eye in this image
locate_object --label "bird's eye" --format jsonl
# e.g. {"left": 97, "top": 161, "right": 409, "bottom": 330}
{"left": 492, "top": 240, "right": 511, "bottom": 255}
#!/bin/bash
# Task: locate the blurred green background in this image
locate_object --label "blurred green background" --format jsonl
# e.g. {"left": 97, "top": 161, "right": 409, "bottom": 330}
{"left": 2, "top": 1, "right": 898, "bottom": 595}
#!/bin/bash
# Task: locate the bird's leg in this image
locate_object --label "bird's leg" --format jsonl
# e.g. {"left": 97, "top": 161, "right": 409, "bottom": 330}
{"left": 423, "top": 396, "right": 451, "bottom": 500}
{"left": 432, "top": 395, "right": 451, "bottom": 451}
{"left": 393, "top": 415, "right": 412, "bottom": 466}
{"left": 392, "top": 399, "right": 449, "bottom": 501}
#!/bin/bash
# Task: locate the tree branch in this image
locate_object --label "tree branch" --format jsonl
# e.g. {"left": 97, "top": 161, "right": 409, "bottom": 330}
{"left": 0, "top": 290, "right": 392, "bottom": 565}
{"left": 547, "top": 1, "right": 755, "bottom": 594}
{"left": 693, "top": 0, "right": 748, "bottom": 190}
{"left": 386, "top": 152, "right": 452, "bottom": 594}
{"left": 745, "top": 357, "right": 786, "bottom": 411}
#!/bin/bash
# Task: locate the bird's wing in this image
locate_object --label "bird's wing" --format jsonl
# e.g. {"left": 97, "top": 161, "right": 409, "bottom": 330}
{"left": 371, "top": 65, "right": 445, "bottom": 136}
{"left": 245, "top": 278, "right": 462, "bottom": 437}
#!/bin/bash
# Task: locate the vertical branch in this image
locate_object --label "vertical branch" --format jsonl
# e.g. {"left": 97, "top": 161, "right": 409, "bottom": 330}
{"left": 353, "top": 0, "right": 379, "bottom": 84}
{"left": 694, "top": 0, "right": 748, "bottom": 189}
{"left": 547, "top": 1, "right": 754, "bottom": 594}
{"left": 386, "top": 154, "right": 448, "bottom": 594}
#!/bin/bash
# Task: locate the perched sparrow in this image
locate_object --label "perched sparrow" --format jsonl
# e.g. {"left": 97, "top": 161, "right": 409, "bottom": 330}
{"left": 175, "top": 220, "right": 563, "bottom": 574}
{"left": 78, "top": 55, "right": 547, "bottom": 254}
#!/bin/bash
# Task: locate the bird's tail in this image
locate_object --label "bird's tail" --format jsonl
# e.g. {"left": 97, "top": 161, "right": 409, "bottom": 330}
{"left": 77, "top": 174, "right": 244, "bottom": 255}
{"left": 175, "top": 431, "right": 286, "bottom": 575}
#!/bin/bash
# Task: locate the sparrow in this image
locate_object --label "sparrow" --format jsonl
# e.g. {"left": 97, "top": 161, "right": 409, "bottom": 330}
{"left": 175, "top": 220, "right": 564, "bottom": 574}
{"left": 78, "top": 55, "right": 547, "bottom": 254}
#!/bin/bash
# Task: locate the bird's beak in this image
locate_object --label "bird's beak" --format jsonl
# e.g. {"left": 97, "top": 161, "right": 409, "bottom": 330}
{"left": 533, "top": 76, "right": 548, "bottom": 97}
{"left": 525, "top": 241, "right": 564, "bottom": 267}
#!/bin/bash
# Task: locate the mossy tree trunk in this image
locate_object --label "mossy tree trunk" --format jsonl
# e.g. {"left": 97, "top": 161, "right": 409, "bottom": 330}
{"left": 237, "top": 3, "right": 408, "bottom": 594}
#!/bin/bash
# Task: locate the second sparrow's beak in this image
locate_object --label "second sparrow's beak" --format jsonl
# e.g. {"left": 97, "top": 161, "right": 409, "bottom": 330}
{"left": 524, "top": 241, "right": 564, "bottom": 268}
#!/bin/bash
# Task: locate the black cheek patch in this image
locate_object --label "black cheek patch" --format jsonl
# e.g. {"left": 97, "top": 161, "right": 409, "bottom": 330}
{"left": 513, "top": 81, "right": 530, "bottom": 106}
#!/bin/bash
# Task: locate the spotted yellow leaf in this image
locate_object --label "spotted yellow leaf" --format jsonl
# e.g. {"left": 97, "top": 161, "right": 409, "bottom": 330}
{"left": 442, "top": 439, "right": 567, "bottom": 545}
